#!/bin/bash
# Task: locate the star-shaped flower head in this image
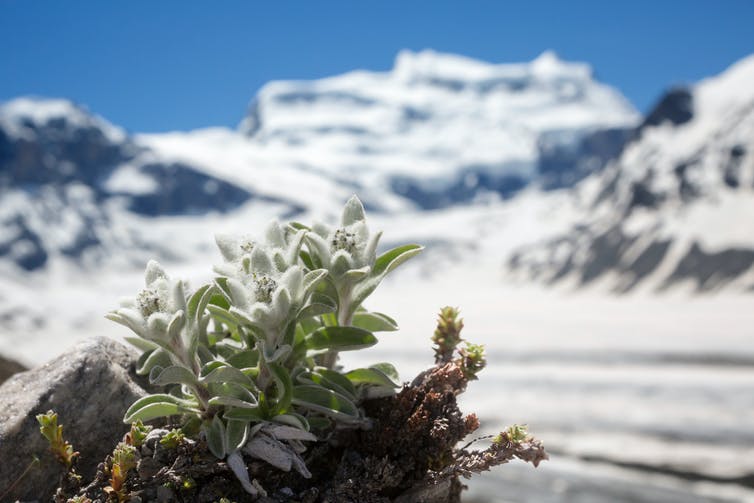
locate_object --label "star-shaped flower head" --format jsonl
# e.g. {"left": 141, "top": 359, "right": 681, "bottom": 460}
{"left": 106, "top": 260, "right": 189, "bottom": 357}
{"left": 304, "top": 196, "right": 422, "bottom": 325}
{"left": 223, "top": 245, "right": 326, "bottom": 357}
{"left": 305, "top": 196, "right": 382, "bottom": 281}
{"left": 215, "top": 221, "right": 306, "bottom": 279}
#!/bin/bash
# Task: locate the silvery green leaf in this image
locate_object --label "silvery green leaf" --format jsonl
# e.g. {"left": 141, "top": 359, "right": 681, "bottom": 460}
{"left": 372, "top": 244, "right": 424, "bottom": 277}
{"left": 341, "top": 195, "right": 366, "bottom": 226}
{"left": 330, "top": 251, "right": 353, "bottom": 278}
{"left": 305, "top": 326, "right": 378, "bottom": 352}
{"left": 150, "top": 365, "right": 198, "bottom": 387}
{"left": 371, "top": 362, "right": 401, "bottom": 384}
{"left": 167, "top": 310, "right": 185, "bottom": 343}
{"left": 303, "top": 269, "right": 328, "bottom": 294}
{"left": 228, "top": 306, "right": 264, "bottom": 332}
{"left": 207, "top": 304, "right": 238, "bottom": 328}
{"left": 352, "top": 311, "right": 399, "bottom": 332}
{"left": 225, "top": 407, "right": 265, "bottom": 421}
{"left": 271, "top": 413, "right": 310, "bottom": 432}
{"left": 345, "top": 367, "right": 400, "bottom": 388}
{"left": 208, "top": 395, "right": 258, "bottom": 409}
{"left": 201, "top": 364, "right": 254, "bottom": 387}
{"left": 280, "top": 267, "right": 304, "bottom": 301}
{"left": 263, "top": 424, "right": 317, "bottom": 442}
{"left": 248, "top": 303, "right": 273, "bottom": 324}
{"left": 350, "top": 220, "right": 369, "bottom": 245}
{"left": 267, "top": 362, "right": 293, "bottom": 414}
{"left": 304, "top": 233, "right": 331, "bottom": 267}
{"left": 364, "top": 230, "right": 382, "bottom": 265}
{"left": 272, "top": 287, "right": 292, "bottom": 319}
{"left": 297, "top": 302, "right": 335, "bottom": 320}
{"left": 147, "top": 312, "right": 171, "bottom": 337}
{"left": 288, "top": 221, "right": 310, "bottom": 231}
{"left": 123, "top": 335, "right": 159, "bottom": 353}
{"left": 250, "top": 247, "right": 274, "bottom": 275}
{"left": 209, "top": 382, "right": 257, "bottom": 405}
{"left": 265, "top": 220, "right": 286, "bottom": 248}
{"left": 205, "top": 415, "right": 227, "bottom": 458}
{"left": 172, "top": 280, "right": 187, "bottom": 313}
{"left": 292, "top": 385, "right": 359, "bottom": 421}
{"left": 243, "top": 434, "right": 292, "bottom": 472}
{"left": 298, "top": 369, "right": 356, "bottom": 399}
{"left": 145, "top": 260, "right": 167, "bottom": 285}
{"left": 272, "top": 251, "right": 287, "bottom": 273}
{"left": 136, "top": 348, "right": 172, "bottom": 375}
{"left": 261, "top": 343, "right": 291, "bottom": 363}
{"left": 285, "top": 229, "right": 307, "bottom": 265}
{"left": 226, "top": 450, "right": 257, "bottom": 495}
{"left": 226, "top": 418, "right": 249, "bottom": 451}
{"left": 108, "top": 308, "right": 146, "bottom": 336}
{"left": 226, "top": 278, "right": 250, "bottom": 308}
{"left": 123, "top": 393, "right": 195, "bottom": 423}
{"left": 213, "top": 277, "right": 232, "bottom": 302}
{"left": 200, "top": 360, "right": 226, "bottom": 376}
{"left": 313, "top": 368, "right": 357, "bottom": 398}
{"left": 226, "top": 349, "right": 259, "bottom": 369}
{"left": 299, "top": 249, "right": 318, "bottom": 269}
{"left": 291, "top": 451, "right": 312, "bottom": 479}
{"left": 187, "top": 284, "right": 212, "bottom": 322}
{"left": 345, "top": 266, "right": 371, "bottom": 281}
{"left": 212, "top": 262, "right": 238, "bottom": 279}
{"left": 215, "top": 233, "right": 242, "bottom": 262}
{"left": 312, "top": 222, "right": 330, "bottom": 238}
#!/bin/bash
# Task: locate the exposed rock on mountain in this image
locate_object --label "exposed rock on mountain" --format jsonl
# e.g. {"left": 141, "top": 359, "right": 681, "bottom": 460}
{"left": 0, "top": 99, "right": 258, "bottom": 271}
{"left": 508, "top": 55, "right": 754, "bottom": 292}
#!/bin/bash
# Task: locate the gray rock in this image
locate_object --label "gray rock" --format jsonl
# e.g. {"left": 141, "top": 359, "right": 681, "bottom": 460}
{"left": 0, "top": 353, "right": 27, "bottom": 385}
{"left": 0, "top": 337, "right": 147, "bottom": 502}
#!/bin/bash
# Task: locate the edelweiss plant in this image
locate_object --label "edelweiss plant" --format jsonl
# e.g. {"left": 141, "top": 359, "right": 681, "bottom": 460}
{"left": 107, "top": 196, "right": 422, "bottom": 495}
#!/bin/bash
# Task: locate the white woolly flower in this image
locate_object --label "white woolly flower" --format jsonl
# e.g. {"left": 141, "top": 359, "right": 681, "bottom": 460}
{"left": 214, "top": 221, "right": 306, "bottom": 278}
{"left": 106, "top": 260, "right": 188, "bottom": 347}
{"left": 305, "top": 196, "right": 382, "bottom": 279}
{"left": 224, "top": 246, "right": 324, "bottom": 349}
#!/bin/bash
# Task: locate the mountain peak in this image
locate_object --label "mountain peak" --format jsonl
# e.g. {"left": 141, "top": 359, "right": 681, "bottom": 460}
{"left": 0, "top": 97, "right": 126, "bottom": 142}
{"left": 392, "top": 48, "right": 593, "bottom": 84}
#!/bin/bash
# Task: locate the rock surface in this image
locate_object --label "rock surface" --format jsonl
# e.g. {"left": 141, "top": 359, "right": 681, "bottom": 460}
{"left": 0, "top": 337, "right": 146, "bottom": 502}
{"left": 0, "top": 353, "right": 27, "bottom": 385}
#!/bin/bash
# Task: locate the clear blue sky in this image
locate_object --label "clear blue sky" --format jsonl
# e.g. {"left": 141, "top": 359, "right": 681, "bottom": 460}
{"left": 2, "top": 0, "right": 752, "bottom": 133}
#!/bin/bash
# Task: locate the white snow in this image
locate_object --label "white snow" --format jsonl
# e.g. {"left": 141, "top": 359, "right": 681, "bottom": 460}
{"left": 0, "top": 97, "right": 127, "bottom": 142}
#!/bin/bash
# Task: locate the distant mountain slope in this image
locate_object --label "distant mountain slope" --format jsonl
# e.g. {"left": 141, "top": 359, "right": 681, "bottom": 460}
{"left": 234, "top": 50, "right": 639, "bottom": 208}
{"left": 508, "top": 55, "right": 754, "bottom": 292}
{"left": 0, "top": 98, "right": 293, "bottom": 272}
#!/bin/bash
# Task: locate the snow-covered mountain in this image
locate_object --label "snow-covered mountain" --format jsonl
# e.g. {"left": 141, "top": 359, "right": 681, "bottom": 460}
{"left": 235, "top": 49, "right": 638, "bottom": 208}
{"left": 1, "top": 49, "right": 752, "bottom": 296}
{"left": 0, "top": 98, "right": 300, "bottom": 273}
{"left": 508, "top": 55, "right": 754, "bottom": 292}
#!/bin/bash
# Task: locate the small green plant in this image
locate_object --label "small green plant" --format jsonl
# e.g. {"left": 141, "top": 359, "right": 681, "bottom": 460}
{"left": 124, "top": 419, "right": 152, "bottom": 448}
{"left": 105, "top": 442, "right": 137, "bottom": 501}
{"left": 107, "top": 196, "right": 422, "bottom": 494}
{"left": 159, "top": 428, "right": 186, "bottom": 449}
{"left": 36, "top": 410, "right": 78, "bottom": 468}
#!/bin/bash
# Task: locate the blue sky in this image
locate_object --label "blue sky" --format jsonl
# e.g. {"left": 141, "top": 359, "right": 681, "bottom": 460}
{"left": 1, "top": 1, "right": 752, "bottom": 133}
